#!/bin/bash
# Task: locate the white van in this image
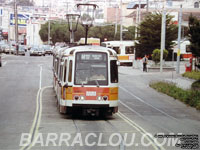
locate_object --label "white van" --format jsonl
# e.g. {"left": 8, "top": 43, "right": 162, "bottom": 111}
{"left": 101, "top": 41, "right": 135, "bottom": 65}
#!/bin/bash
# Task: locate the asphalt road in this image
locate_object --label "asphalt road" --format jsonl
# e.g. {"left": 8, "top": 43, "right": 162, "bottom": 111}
{"left": 0, "top": 54, "right": 199, "bottom": 150}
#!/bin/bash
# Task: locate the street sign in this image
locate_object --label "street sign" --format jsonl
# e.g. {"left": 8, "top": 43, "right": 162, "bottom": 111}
{"left": 10, "top": 14, "right": 29, "bottom": 26}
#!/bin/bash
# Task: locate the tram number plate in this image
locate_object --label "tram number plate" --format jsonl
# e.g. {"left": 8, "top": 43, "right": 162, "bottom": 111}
{"left": 86, "top": 91, "right": 96, "bottom": 96}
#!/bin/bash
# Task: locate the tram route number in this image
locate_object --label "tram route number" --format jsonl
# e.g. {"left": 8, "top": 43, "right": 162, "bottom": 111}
{"left": 86, "top": 91, "right": 96, "bottom": 96}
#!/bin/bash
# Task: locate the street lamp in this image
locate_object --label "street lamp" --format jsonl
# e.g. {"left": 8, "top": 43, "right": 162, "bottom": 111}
{"left": 66, "top": 14, "right": 80, "bottom": 44}
{"left": 76, "top": 3, "right": 98, "bottom": 45}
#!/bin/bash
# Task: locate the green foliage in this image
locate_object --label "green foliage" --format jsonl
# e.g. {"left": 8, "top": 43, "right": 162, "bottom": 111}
{"left": 123, "top": 26, "right": 135, "bottom": 40}
{"left": 150, "top": 81, "right": 200, "bottom": 110}
{"left": 88, "top": 25, "right": 135, "bottom": 42}
{"left": 188, "top": 15, "right": 200, "bottom": 57}
{"left": 182, "top": 71, "right": 200, "bottom": 80}
{"left": 188, "top": 16, "right": 200, "bottom": 70}
{"left": 39, "top": 21, "right": 85, "bottom": 44}
{"left": 39, "top": 21, "right": 135, "bottom": 44}
{"left": 192, "top": 80, "right": 200, "bottom": 91}
{"left": 136, "top": 13, "right": 178, "bottom": 58}
{"left": 88, "top": 25, "right": 120, "bottom": 42}
{"left": 152, "top": 49, "right": 168, "bottom": 64}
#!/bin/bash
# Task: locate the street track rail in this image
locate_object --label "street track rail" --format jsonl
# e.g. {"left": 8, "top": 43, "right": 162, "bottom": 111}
{"left": 117, "top": 111, "right": 166, "bottom": 150}
{"left": 119, "top": 100, "right": 173, "bottom": 133}
{"left": 104, "top": 119, "right": 125, "bottom": 150}
{"left": 119, "top": 86, "right": 178, "bottom": 121}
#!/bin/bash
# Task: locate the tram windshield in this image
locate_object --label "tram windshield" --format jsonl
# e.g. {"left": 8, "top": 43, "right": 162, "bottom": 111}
{"left": 75, "top": 52, "right": 108, "bottom": 86}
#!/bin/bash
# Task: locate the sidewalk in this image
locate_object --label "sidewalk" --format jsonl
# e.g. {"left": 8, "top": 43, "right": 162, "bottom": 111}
{"left": 119, "top": 63, "right": 195, "bottom": 90}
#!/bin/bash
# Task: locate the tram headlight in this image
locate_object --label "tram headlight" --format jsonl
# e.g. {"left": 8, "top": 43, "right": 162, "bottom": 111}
{"left": 97, "top": 96, "right": 102, "bottom": 101}
{"left": 80, "top": 96, "right": 85, "bottom": 100}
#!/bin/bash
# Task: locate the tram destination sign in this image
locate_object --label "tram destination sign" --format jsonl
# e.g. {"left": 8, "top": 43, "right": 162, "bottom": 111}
{"left": 78, "top": 52, "right": 107, "bottom": 61}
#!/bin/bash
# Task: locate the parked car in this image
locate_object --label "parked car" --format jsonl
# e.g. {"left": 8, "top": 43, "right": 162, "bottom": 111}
{"left": 14, "top": 45, "right": 25, "bottom": 55}
{"left": 1, "top": 45, "right": 15, "bottom": 54}
{"left": 30, "top": 46, "right": 45, "bottom": 56}
{"left": 4, "top": 45, "right": 10, "bottom": 54}
{"left": 43, "top": 45, "right": 52, "bottom": 55}
{"left": 0, "top": 44, "right": 6, "bottom": 53}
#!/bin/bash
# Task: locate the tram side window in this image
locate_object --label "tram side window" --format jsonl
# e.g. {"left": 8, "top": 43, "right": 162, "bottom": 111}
{"left": 56, "top": 59, "right": 59, "bottom": 75}
{"left": 59, "top": 65, "right": 63, "bottom": 81}
{"left": 112, "top": 47, "right": 120, "bottom": 54}
{"left": 125, "top": 46, "right": 134, "bottom": 54}
{"left": 64, "top": 60, "right": 67, "bottom": 82}
{"left": 55, "top": 60, "right": 57, "bottom": 75}
{"left": 110, "top": 60, "right": 118, "bottom": 83}
{"left": 68, "top": 60, "right": 72, "bottom": 82}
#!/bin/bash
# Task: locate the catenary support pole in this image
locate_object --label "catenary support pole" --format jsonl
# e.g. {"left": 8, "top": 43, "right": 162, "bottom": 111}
{"left": 160, "top": 9, "right": 166, "bottom": 73}
{"left": 176, "top": 5, "right": 182, "bottom": 74}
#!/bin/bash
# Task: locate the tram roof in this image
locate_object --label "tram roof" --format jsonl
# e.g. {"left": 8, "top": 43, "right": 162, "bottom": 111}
{"left": 62, "top": 45, "right": 117, "bottom": 56}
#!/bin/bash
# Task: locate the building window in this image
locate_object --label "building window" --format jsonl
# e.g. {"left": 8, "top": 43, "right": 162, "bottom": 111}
{"left": 194, "top": 2, "right": 199, "bottom": 8}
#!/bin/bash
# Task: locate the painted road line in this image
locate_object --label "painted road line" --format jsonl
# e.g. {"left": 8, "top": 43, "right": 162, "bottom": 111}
{"left": 20, "top": 64, "right": 48, "bottom": 150}
{"left": 39, "top": 65, "right": 42, "bottom": 89}
{"left": 20, "top": 86, "right": 52, "bottom": 150}
{"left": 119, "top": 86, "right": 178, "bottom": 121}
{"left": 119, "top": 100, "right": 172, "bottom": 133}
{"left": 117, "top": 111, "right": 166, "bottom": 150}
{"left": 20, "top": 88, "right": 41, "bottom": 150}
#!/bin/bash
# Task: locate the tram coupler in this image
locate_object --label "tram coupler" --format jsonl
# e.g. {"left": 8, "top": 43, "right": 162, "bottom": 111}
{"left": 83, "top": 108, "right": 99, "bottom": 117}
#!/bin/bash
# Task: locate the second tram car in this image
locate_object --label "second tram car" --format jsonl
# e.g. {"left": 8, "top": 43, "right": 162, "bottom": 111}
{"left": 53, "top": 45, "right": 119, "bottom": 116}
{"left": 101, "top": 41, "right": 135, "bottom": 66}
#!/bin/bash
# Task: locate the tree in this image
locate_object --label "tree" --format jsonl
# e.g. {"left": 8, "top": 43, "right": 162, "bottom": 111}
{"left": 39, "top": 21, "right": 85, "bottom": 45}
{"left": 123, "top": 26, "right": 136, "bottom": 40}
{"left": 88, "top": 25, "right": 120, "bottom": 42}
{"left": 152, "top": 49, "right": 168, "bottom": 65}
{"left": 188, "top": 15, "right": 200, "bottom": 70}
{"left": 188, "top": 15, "right": 200, "bottom": 58}
{"left": 88, "top": 25, "right": 135, "bottom": 42}
{"left": 136, "top": 13, "right": 178, "bottom": 58}
{"left": 39, "top": 21, "right": 135, "bottom": 44}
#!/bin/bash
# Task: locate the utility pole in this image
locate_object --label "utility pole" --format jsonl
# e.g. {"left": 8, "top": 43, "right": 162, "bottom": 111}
{"left": 176, "top": 5, "right": 182, "bottom": 74}
{"left": 146, "top": 0, "right": 149, "bottom": 12}
{"left": 120, "top": 0, "right": 123, "bottom": 41}
{"left": 132, "top": 7, "right": 139, "bottom": 69}
{"left": 160, "top": 10, "right": 166, "bottom": 73}
{"left": 138, "top": 0, "right": 141, "bottom": 24}
{"left": 114, "top": 5, "right": 118, "bottom": 38}
{"left": 8, "top": 8, "right": 11, "bottom": 54}
{"left": 48, "top": 0, "right": 52, "bottom": 45}
{"left": 14, "top": 0, "right": 18, "bottom": 55}
{"left": 160, "top": 0, "right": 166, "bottom": 73}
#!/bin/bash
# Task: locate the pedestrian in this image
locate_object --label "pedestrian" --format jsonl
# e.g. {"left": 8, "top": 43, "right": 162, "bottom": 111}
{"left": 142, "top": 55, "right": 148, "bottom": 72}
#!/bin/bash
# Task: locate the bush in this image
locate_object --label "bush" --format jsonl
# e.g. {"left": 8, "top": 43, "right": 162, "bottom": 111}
{"left": 182, "top": 71, "right": 200, "bottom": 80}
{"left": 192, "top": 80, "right": 200, "bottom": 91}
{"left": 152, "top": 49, "right": 168, "bottom": 64}
{"left": 150, "top": 81, "right": 200, "bottom": 110}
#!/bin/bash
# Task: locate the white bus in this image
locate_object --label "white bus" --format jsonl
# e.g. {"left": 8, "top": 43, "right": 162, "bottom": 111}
{"left": 101, "top": 41, "right": 135, "bottom": 66}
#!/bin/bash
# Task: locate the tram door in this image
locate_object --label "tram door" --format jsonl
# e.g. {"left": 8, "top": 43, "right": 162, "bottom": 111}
{"left": 57, "top": 61, "right": 64, "bottom": 102}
